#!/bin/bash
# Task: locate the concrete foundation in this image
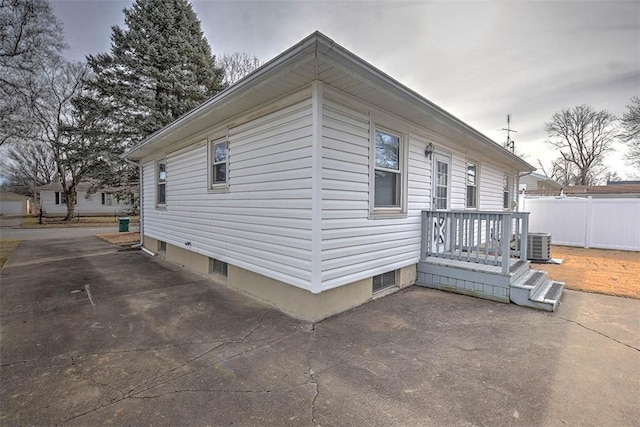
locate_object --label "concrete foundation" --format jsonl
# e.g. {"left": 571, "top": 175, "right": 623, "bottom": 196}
{"left": 143, "top": 235, "right": 417, "bottom": 322}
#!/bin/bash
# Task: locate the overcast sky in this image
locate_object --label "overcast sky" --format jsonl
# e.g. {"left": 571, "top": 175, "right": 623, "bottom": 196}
{"left": 51, "top": 0, "right": 639, "bottom": 179}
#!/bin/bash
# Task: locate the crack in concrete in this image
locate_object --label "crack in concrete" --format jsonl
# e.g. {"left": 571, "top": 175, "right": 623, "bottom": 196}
{"left": 59, "top": 309, "right": 294, "bottom": 425}
{"left": 128, "top": 383, "right": 311, "bottom": 399}
{"left": 550, "top": 313, "right": 640, "bottom": 352}
{"left": 307, "top": 323, "right": 319, "bottom": 426}
{"left": 0, "top": 359, "right": 29, "bottom": 367}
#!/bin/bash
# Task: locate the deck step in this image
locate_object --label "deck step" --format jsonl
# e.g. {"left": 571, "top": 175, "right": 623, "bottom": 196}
{"left": 531, "top": 281, "right": 565, "bottom": 304}
{"left": 512, "top": 270, "right": 546, "bottom": 290}
{"left": 510, "top": 269, "right": 564, "bottom": 312}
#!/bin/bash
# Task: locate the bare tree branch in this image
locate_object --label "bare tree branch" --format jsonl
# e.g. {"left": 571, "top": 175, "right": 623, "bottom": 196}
{"left": 545, "top": 105, "right": 617, "bottom": 185}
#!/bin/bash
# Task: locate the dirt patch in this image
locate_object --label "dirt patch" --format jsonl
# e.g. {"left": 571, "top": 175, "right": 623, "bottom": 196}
{"left": 532, "top": 246, "right": 640, "bottom": 299}
{"left": 96, "top": 232, "right": 140, "bottom": 246}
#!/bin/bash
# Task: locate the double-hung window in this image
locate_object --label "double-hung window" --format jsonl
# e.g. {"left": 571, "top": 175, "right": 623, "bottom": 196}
{"left": 101, "top": 193, "right": 113, "bottom": 206}
{"left": 503, "top": 175, "right": 510, "bottom": 209}
{"left": 157, "top": 160, "right": 167, "bottom": 206}
{"left": 466, "top": 161, "right": 478, "bottom": 209}
{"left": 55, "top": 191, "right": 67, "bottom": 205}
{"left": 210, "top": 139, "right": 228, "bottom": 189}
{"left": 372, "top": 127, "right": 405, "bottom": 215}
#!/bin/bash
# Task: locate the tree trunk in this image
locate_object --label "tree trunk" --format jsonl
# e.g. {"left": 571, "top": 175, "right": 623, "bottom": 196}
{"left": 64, "top": 190, "right": 76, "bottom": 221}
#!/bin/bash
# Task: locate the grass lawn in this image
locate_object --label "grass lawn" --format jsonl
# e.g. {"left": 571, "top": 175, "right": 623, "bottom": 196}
{"left": 0, "top": 239, "right": 20, "bottom": 268}
{"left": 22, "top": 215, "right": 139, "bottom": 228}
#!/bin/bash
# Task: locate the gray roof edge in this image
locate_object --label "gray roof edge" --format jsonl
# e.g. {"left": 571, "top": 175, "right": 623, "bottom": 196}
{"left": 315, "top": 33, "right": 534, "bottom": 171}
{"left": 125, "top": 30, "right": 534, "bottom": 172}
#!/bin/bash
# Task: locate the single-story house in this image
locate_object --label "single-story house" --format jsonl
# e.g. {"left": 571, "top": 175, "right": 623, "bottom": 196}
{"left": 125, "top": 32, "right": 563, "bottom": 321}
{"left": 36, "top": 181, "right": 133, "bottom": 216}
{"left": 0, "top": 192, "right": 30, "bottom": 215}
{"left": 519, "top": 171, "right": 562, "bottom": 193}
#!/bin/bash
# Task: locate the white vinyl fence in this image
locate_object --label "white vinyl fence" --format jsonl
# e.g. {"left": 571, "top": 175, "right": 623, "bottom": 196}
{"left": 519, "top": 196, "right": 640, "bottom": 251}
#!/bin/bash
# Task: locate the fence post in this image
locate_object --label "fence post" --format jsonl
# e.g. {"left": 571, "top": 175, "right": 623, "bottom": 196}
{"left": 584, "top": 196, "right": 593, "bottom": 249}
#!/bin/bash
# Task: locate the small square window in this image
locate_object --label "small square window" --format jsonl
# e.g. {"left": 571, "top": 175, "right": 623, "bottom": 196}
{"left": 158, "top": 241, "right": 166, "bottom": 253}
{"left": 373, "top": 270, "right": 396, "bottom": 293}
{"left": 209, "top": 258, "right": 228, "bottom": 277}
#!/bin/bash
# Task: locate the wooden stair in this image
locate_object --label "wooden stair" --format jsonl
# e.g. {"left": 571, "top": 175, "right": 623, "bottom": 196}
{"left": 416, "top": 257, "right": 564, "bottom": 312}
{"left": 509, "top": 264, "right": 564, "bottom": 312}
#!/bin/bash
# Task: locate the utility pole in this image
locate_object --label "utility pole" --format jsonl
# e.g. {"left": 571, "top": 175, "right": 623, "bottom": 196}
{"left": 501, "top": 114, "right": 517, "bottom": 153}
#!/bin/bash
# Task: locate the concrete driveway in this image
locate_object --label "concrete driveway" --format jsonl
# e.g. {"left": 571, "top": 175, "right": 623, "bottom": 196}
{"left": 1, "top": 237, "right": 639, "bottom": 426}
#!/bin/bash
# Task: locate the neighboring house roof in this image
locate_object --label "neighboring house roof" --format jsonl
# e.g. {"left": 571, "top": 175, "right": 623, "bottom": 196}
{"left": 608, "top": 180, "right": 640, "bottom": 185}
{"left": 125, "top": 31, "right": 534, "bottom": 173}
{"left": 0, "top": 191, "right": 28, "bottom": 201}
{"left": 35, "top": 181, "right": 138, "bottom": 193}
{"left": 35, "top": 181, "right": 94, "bottom": 191}
{"left": 526, "top": 184, "right": 640, "bottom": 197}
{"left": 521, "top": 172, "right": 562, "bottom": 190}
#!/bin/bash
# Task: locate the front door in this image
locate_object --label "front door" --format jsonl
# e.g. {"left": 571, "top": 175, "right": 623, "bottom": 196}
{"left": 432, "top": 153, "right": 451, "bottom": 253}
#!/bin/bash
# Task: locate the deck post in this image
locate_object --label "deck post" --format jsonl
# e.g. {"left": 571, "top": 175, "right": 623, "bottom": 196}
{"left": 520, "top": 212, "right": 529, "bottom": 261}
{"left": 420, "top": 211, "right": 428, "bottom": 261}
{"left": 501, "top": 213, "right": 511, "bottom": 274}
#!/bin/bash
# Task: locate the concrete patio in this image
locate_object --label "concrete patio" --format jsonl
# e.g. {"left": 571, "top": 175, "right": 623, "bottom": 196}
{"left": 1, "top": 236, "right": 638, "bottom": 426}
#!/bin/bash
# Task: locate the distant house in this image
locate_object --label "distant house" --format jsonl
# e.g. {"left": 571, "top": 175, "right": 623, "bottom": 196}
{"left": 526, "top": 183, "right": 640, "bottom": 199}
{"left": 36, "top": 181, "right": 133, "bottom": 216}
{"left": 519, "top": 172, "right": 562, "bottom": 193}
{"left": 0, "top": 192, "right": 30, "bottom": 215}
{"left": 125, "top": 32, "right": 562, "bottom": 321}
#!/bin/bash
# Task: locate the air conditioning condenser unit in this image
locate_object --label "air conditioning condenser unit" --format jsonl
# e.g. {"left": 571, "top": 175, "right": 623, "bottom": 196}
{"left": 527, "top": 232, "right": 551, "bottom": 261}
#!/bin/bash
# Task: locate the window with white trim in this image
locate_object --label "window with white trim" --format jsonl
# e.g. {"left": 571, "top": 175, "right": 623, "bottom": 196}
{"left": 101, "top": 192, "right": 113, "bottom": 206}
{"left": 503, "top": 175, "right": 510, "bottom": 209}
{"left": 55, "top": 191, "right": 76, "bottom": 205}
{"left": 372, "top": 127, "right": 405, "bottom": 214}
{"left": 157, "top": 160, "right": 166, "bottom": 206}
{"left": 466, "top": 161, "right": 478, "bottom": 208}
{"left": 210, "top": 139, "right": 228, "bottom": 188}
{"left": 55, "top": 191, "right": 67, "bottom": 205}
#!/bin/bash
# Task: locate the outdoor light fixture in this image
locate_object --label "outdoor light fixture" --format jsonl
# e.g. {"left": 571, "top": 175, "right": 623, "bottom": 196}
{"left": 425, "top": 142, "right": 434, "bottom": 159}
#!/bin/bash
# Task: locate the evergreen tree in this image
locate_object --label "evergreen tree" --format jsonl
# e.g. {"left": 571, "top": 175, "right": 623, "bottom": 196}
{"left": 83, "top": 0, "right": 225, "bottom": 190}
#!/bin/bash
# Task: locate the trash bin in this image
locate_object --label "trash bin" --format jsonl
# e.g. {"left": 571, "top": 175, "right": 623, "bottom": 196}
{"left": 118, "top": 217, "right": 130, "bottom": 232}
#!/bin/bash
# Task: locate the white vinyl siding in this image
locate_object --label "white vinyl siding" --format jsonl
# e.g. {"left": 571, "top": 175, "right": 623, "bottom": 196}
{"left": 479, "top": 163, "right": 512, "bottom": 211}
{"left": 39, "top": 190, "right": 129, "bottom": 215}
{"left": 320, "top": 98, "right": 423, "bottom": 291}
{"left": 142, "top": 98, "right": 314, "bottom": 290}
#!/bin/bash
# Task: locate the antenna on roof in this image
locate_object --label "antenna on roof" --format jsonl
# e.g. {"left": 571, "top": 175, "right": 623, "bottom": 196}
{"left": 501, "top": 114, "right": 517, "bottom": 153}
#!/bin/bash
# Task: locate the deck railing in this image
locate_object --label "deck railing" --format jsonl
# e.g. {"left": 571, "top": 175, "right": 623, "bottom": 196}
{"left": 420, "top": 210, "right": 530, "bottom": 274}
